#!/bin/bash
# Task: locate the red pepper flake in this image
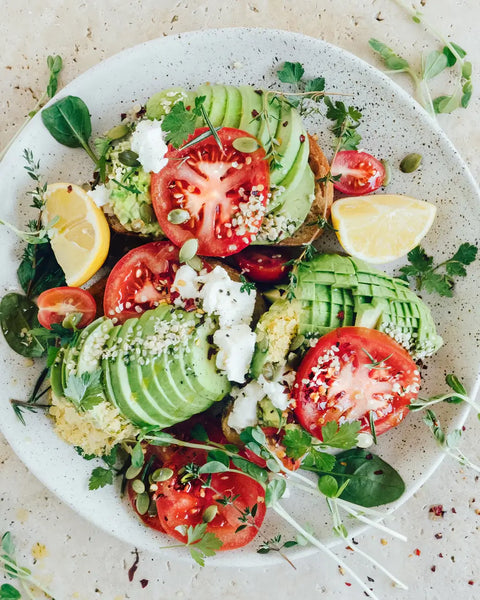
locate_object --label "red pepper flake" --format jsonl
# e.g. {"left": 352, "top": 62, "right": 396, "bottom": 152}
{"left": 337, "top": 310, "right": 345, "bottom": 321}
{"left": 282, "top": 120, "right": 289, "bottom": 127}
{"left": 429, "top": 504, "right": 445, "bottom": 519}
{"left": 67, "top": 185, "right": 73, "bottom": 193}
{"left": 374, "top": 470, "right": 384, "bottom": 475}
{"left": 365, "top": 454, "right": 373, "bottom": 460}
{"left": 414, "top": 548, "right": 421, "bottom": 556}
{"left": 140, "top": 579, "right": 149, "bottom": 588}
{"left": 451, "top": 507, "right": 457, "bottom": 514}
{"left": 128, "top": 549, "right": 140, "bottom": 582}
{"left": 434, "top": 533, "right": 443, "bottom": 539}
{"left": 186, "top": 105, "right": 191, "bottom": 111}
{"left": 468, "top": 580, "right": 475, "bottom": 586}
{"left": 367, "top": 576, "right": 375, "bottom": 582}
{"left": 345, "top": 582, "right": 352, "bottom": 587}
{"left": 299, "top": 134, "right": 306, "bottom": 143}
{"left": 438, "top": 553, "right": 444, "bottom": 558}
{"left": 252, "top": 109, "right": 259, "bottom": 118}
{"left": 431, "top": 566, "right": 436, "bottom": 572}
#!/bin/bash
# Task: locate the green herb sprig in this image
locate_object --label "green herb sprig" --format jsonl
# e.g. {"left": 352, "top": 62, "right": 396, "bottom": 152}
{"left": 0, "top": 532, "right": 54, "bottom": 599}
{"left": 399, "top": 243, "right": 478, "bottom": 297}
{"left": 369, "top": 1, "right": 473, "bottom": 115}
{"left": 10, "top": 368, "right": 50, "bottom": 425}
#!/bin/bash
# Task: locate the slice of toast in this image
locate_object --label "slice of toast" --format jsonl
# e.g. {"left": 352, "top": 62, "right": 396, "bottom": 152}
{"left": 102, "top": 134, "right": 333, "bottom": 245}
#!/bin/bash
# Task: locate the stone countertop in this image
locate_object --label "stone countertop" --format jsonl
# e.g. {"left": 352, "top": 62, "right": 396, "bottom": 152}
{"left": 1, "top": 1, "right": 479, "bottom": 599}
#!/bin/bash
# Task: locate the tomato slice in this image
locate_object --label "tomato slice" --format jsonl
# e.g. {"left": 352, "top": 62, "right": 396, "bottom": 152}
{"left": 153, "top": 446, "right": 266, "bottom": 550}
{"left": 151, "top": 127, "right": 269, "bottom": 257}
{"left": 235, "top": 246, "right": 289, "bottom": 283}
{"left": 292, "top": 327, "right": 421, "bottom": 438}
{"left": 103, "top": 241, "right": 184, "bottom": 323}
{"left": 37, "top": 286, "right": 96, "bottom": 329}
{"left": 331, "top": 151, "right": 385, "bottom": 195}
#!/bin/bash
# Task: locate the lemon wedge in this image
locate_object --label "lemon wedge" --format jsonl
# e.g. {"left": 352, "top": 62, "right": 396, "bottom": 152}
{"left": 331, "top": 194, "right": 436, "bottom": 264}
{"left": 44, "top": 183, "right": 110, "bottom": 286}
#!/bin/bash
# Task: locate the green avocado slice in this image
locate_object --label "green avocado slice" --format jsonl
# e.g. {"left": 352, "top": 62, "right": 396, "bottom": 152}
{"left": 206, "top": 84, "right": 228, "bottom": 128}
{"left": 238, "top": 85, "right": 263, "bottom": 138}
{"left": 222, "top": 85, "right": 242, "bottom": 128}
{"left": 269, "top": 101, "right": 304, "bottom": 187}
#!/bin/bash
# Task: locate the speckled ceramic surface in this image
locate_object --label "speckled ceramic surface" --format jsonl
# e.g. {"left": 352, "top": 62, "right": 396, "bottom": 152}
{"left": 0, "top": 28, "right": 479, "bottom": 568}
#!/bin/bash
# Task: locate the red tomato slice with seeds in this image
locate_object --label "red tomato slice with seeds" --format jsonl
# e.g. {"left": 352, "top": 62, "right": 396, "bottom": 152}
{"left": 331, "top": 150, "right": 385, "bottom": 196}
{"left": 151, "top": 127, "right": 269, "bottom": 257}
{"left": 37, "top": 287, "right": 96, "bottom": 329}
{"left": 153, "top": 446, "right": 266, "bottom": 550}
{"left": 292, "top": 327, "right": 420, "bottom": 438}
{"left": 235, "top": 246, "right": 289, "bottom": 283}
{"left": 103, "top": 241, "right": 193, "bottom": 323}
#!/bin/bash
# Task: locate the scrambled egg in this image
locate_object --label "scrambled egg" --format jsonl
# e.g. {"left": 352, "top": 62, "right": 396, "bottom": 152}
{"left": 49, "top": 394, "right": 139, "bottom": 456}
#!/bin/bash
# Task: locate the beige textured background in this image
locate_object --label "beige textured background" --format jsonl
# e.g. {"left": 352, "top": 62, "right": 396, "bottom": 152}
{"left": 1, "top": 1, "right": 480, "bottom": 599}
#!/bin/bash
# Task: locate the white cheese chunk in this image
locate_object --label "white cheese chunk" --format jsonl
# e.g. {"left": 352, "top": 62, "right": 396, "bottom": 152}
{"left": 199, "top": 266, "right": 256, "bottom": 328}
{"left": 87, "top": 184, "right": 109, "bottom": 207}
{"left": 258, "top": 375, "right": 290, "bottom": 411}
{"left": 171, "top": 264, "right": 201, "bottom": 301}
{"left": 213, "top": 323, "right": 256, "bottom": 383}
{"left": 130, "top": 119, "right": 168, "bottom": 173}
{"left": 227, "top": 381, "right": 265, "bottom": 433}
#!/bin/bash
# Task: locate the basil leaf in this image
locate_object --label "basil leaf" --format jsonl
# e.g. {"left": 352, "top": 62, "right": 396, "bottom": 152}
{"left": 0, "top": 293, "right": 46, "bottom": 357}
{"left": 332, "top": 449, "right": 405, "bottom": 507}
{"left": 41, "top": 96, "right": 92, "bottom": 149}
{"left": 17, "top": 241, "right": 65, "bottom": 298}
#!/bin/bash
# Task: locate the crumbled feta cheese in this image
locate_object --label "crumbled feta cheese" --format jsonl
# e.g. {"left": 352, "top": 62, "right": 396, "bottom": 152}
{"left": 213, "top": 323, "right": 256, "bottom": 383}
{"left": 258, "top": 374, "right": 290, "bottom": 410}
{"left": 171, "top": 264, "right": 201, "bottom": 301}
{"left": 130, "top": 119, "right": 168, "bottom": 173}
{"left": 87, "top": 184, "right": 110, "bottom": 207}
{"left": 227, "top": 381, "right": 265, "bottom": 433}
{"left": 199, "top": 266, "right": 256, "bottom": 328}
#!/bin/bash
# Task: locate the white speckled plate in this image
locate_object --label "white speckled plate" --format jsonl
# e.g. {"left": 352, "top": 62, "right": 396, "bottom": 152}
{"left": 1, "top": 29, "right": 479, "bottom": 567}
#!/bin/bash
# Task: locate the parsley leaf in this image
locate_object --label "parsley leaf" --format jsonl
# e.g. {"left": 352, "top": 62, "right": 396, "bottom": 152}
{"left": 324, "top": 97, "right": 362, "bottom": 151}
{"left": 185, "top": 523, "right": 223, "bottom": 566}
{"left": 283, "top": 427, "right": 312, "bottom": 459}
{"left": 305, "top": 77, "right": 325, "bottom": 94}
{"left": 321, "top": 421, "right": 361, "bottom": 449}
{"left": 63, "top": 369, "right": 103, "bottom": 411}
{"left": 88, "top": 466, "right": 114, "bottom": 490}
{"left": 161, "top": 101, "right": 198, "bottom": 148}
{"left": 277, "top": 61, "right": 305, "bottom": 84}
{"left": 399, "top": 243, "right": 478, "bottom": 296}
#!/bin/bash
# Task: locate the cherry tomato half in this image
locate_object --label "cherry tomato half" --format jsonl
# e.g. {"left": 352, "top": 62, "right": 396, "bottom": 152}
{"left": 331, "top": 150, "right": 385, "bottom": 196}
{"left": 103, "top": 241, "right": 183, "bottom": 323}
{"left": 37, "top": 286, "right": 96, "bottom": 329}
{"left": 235, "top": 246, "right": 289, "bottom": 283}
{"left": 151, "top": 127, "right": 269, "bottom": 257}
{"left": 292, "top": 327, "right": 420, "bottom": 438}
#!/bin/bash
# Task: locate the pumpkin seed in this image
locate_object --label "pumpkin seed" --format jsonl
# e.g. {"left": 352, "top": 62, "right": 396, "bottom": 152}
{"left": 118, "top": 149, "right": 140, "bottom": 167}
{"left": 106, "top": 123, "right": 130, "bottom": 140}
{"left": 179, "top": 238, "right": 198, "bottom": 263}
{"left": 289, "top": 334, "right": 305, "bottom": 351}
{"left": 139, "top": 203, "right": 155, "bottom": 223}
{"left": 232, "top": 136, "right": 259, "bottom": 153}
{"left": 167, "top": 208, "right": 190, "bottom": 225}
{"left": 399, "top": 152, "right": 422, "bottom": 173}
{"left": 135, "top": 492, "right": 150, "bottom": 515}
{"left": 131, "top": 479, "right": 146, "bottom": 494}
{"left": 126, "top": 465, "right": 143, "bottom": 480}
{"left": 202, "top": 505, "right": 218, "bottom": 523}
{"left": 151, "top": 467, "right": 174, "bottom": 482}
{"left": 187, "top": 256, "right": 204, "bottom": 271}
{"left": 380, "top": 159, "right": 391, "bottom": 186}
{"left": 62, "top": 311, "right": 82, "bottom": 330}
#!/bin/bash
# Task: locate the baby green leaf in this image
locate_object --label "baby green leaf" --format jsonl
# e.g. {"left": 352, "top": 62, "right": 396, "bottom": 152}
{"left": 265, "top": 478, "right": 286, "bottom": 507}
{"left": 0, "top": 293, "right": 46, "bottom": 357}
{"left": 368, "top": 39, "right": 410, "bottom": 71}
{"left": 0, "top": 584, "right": 21, "bottom": 599}
{"left": 333, "top": 449, "right": 405, "bottom": 507}
{"left": 423, "top": 50, "right": 448, "bottom": 80}
{"left": 318, "top": 474, "right": 338, "bottom": 498}
{"left": 433, "top": 94, "right": 460, "bottom": 114}
{"left": 198, "top": 461, "right": 229, "bottom": 474}
{"left": 41, "top": 96, "right": 92, "bottom": 148}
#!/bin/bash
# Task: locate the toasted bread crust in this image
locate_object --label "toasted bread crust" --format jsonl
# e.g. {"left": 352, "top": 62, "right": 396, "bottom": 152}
{"left": 277, "top": 134, "right": 333, "bottom": 246}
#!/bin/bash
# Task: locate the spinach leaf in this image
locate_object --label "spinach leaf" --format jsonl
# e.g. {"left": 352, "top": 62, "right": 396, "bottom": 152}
{"left": 332, "top": 448, "right": 405, "bottom": 507}
{"left": 0, "top": 293, "right": 46, "bottom": 357}
{"left": 17, "top": 241, "right": 65, "bottom": 298}
{"left": 41, "top": 96, "right": 98, "bottom": 163}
